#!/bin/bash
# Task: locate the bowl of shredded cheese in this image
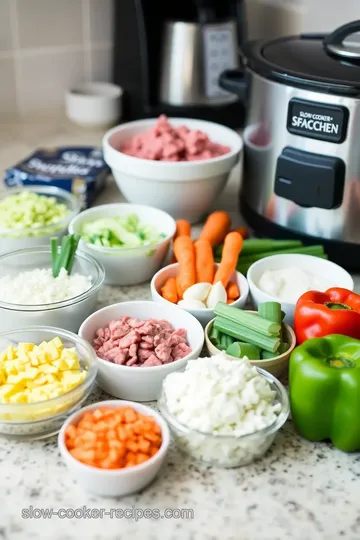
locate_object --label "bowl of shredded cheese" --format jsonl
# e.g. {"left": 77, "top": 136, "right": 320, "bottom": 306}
{"left": 0, "top": 326, "right": 97, "bottom": 439}
{"left": 0, "top": 247, "right": 104, "bottom": 333}
{"left": 158, "top": 353, "right": 289, "bottom": 468}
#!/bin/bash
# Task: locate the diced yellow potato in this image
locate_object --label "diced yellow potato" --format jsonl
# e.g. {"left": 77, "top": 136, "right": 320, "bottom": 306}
{"left": 38, "top": 363, "right": 57, "bottom": 374}
{"left": 6, "top": 345, "right": 16, "bottom": 361}
{"left": 3, "top": 360, "right": 19, "bottom": 375}
{"left": 17, "top": 343, "right": 34, "bottom": 356}
{"left": 50, "top": 337, "right": 63, "bottom": 351}
{"left": 43, "top": 342, "right": 60, "bottom": 361}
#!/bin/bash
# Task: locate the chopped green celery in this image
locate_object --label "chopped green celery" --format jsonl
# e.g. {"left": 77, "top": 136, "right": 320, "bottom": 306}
{"left": 261, "top": 350, "right": 279, "bottom": 359}
{"left": 79, "top": 215, "right": 164, "bottom": 249}
{"left": 214, "top": 302, "right": 281, "bottom": 336}
{"left": 220, "top": 333, "right": 229, "bottom": 350}
{"left": 213, "top": 317, "right": 280, "bottom": 353}
{"left": 278, "top": 342, "right": 289, "bottom": 354}
{"left": 236, "top": 245, "right": 325, "bottom": 268}
{"left": 226, "top": 342, "right": 261, "bottom": 359}
{"left": 258, "top": 302, "right": 282, "bottom": 324}
{"left": 210, "top": 326, "right": 221, "bottom": 347}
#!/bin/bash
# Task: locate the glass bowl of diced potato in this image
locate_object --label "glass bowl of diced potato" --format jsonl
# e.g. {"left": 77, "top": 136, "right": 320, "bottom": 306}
{"left": 0, "top": 326, "right": 97, "bottom": 439}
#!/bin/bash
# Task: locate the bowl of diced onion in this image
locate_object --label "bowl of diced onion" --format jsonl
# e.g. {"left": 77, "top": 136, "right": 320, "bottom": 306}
{"left": 0, "top": 326, "right": 97, "bottom": 439}
{"left": 158, "top": 358, "right": 289, "bottom": 468}
{"left": 0, "top": 186, "right": 81, "bottom": 256}
{"left": 68, "top": 203, "right": 176, "bottom": 286}
{"left": 0, "top": 247, "right": 104, "bottom": 333}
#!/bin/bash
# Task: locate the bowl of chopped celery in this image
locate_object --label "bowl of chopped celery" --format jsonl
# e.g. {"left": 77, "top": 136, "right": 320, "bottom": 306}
{"left": 204, "top": 303, "right": 296, "bottom": 378}
{"left": 69, "top": 203, "right": 176, "bottom": 285}
{"left": 0, "top": 186, "right": 81, "bottom": 256}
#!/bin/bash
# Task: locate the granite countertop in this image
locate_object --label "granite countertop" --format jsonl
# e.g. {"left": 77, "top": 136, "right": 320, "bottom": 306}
{"left": 0, "top": 117, "right": 359, "bottom": 540}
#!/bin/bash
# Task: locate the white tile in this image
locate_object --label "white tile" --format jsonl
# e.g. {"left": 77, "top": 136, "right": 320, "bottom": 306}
{"left": 0, "top": 58, "right": 17, "bottom": 115}
{"left": 89, "top": 0, "right": 113, "bottom": 43}
{"left": 17, "top": 51, "right": 85, "bottom": 113}
{"left": 300, "top": 0, "right": 359, "bottom": 32}
{"left": 0, "top": 0, "right": 13, "bottom": 51}
{"left": 16, "top": 0, "right": 83, "bottom": 49}
{"left": 90, "top": 46, "right": 113, "bottom": 82}
{"left": 246, "top": 0, "right": 303, "bottom": 39}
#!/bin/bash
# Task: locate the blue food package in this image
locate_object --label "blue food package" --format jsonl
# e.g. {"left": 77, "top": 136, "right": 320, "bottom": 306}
{"left": 3, "top": 146, "right": 110, "bottom": 209}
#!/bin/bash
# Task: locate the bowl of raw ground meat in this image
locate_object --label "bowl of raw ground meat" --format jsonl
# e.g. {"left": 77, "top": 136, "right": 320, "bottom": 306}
{"left": 79, "top": 300, "right": 204, "bottom": 401}
{"left": 102, "top": 115, "right": 243, "bottom": 224}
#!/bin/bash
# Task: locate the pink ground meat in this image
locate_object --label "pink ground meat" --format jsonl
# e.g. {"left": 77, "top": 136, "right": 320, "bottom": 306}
{"left": 92, "top": 316, "right": 192, "bottom": 367}
{"left": 121, "top": 115, "right": 230, "bottom": 161}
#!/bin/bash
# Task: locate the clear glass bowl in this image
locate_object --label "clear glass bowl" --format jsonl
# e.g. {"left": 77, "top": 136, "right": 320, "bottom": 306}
{"left": 0, "top": 327, "right": 98, "bottom": 440}
{"left": 0, "top": 248, "right": 105, "bottom": 333}
{"left": 158, "top": 367, "right": 289, "bottom": 468}
{"left": 0, "top": 185, "right": 81, "bottom": 254}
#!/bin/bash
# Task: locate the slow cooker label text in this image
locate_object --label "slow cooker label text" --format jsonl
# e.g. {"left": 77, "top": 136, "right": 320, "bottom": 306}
{"left": 291, "top": 112, "right": 339, "bottom": 135}
{"left": 287, "top": 99, "right": 348, "bottom": 144}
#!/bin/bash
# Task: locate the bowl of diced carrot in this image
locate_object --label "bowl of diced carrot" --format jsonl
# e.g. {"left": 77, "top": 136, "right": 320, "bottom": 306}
{"left": 58, "top": 400, "right": 170, "bottom": 497}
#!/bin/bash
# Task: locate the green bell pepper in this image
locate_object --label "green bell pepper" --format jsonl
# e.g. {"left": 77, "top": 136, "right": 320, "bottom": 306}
{"left": 289, "top": 334, "right": 360, "bottom": 452}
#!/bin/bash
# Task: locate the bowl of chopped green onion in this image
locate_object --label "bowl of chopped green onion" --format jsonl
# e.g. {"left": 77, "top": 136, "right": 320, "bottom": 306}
{"left": 204, "top": 303, "right": 296, "bottom": 378}
{"left": 68, "top": 203, "right": 176, "bottom": 286}
{"left": 0, "top": 186, "right": 81, "bottom": 256}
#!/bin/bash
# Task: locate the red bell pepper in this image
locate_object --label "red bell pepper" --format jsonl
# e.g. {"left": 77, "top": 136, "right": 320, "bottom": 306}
{"left": 294, "top": 288, "right": 360, "bottom": 344}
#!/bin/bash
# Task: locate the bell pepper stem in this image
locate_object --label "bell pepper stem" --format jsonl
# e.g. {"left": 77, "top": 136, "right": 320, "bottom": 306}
{"left": 324, "top": 302, "right": 352, "bottom": 310}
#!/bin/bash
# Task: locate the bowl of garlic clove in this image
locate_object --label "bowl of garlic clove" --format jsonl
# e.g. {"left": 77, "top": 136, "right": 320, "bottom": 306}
{"left": 150, "top": 263, "right": 249, "bottom": 327}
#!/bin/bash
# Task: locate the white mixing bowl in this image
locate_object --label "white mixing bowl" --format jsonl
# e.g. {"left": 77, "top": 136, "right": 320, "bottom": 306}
{"left": 102, "top": 118, "right": 243, "bottom": 223}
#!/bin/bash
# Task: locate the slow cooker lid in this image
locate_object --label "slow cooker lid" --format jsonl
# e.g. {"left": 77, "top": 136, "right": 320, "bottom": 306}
{"left": 245, "top": 21, "right": 360, "bottom": 95}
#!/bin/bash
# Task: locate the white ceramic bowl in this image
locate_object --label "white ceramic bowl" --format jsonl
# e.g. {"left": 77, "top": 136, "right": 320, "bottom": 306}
{"left": 78, "top": 301, "right": 204, "bottom": 401}
{"left": 69, "top": 203, "right": 176, "bottom": 286}
{"left": 0, "top": 247, "right": 104, "bottom": 333}
{"left": 102, "top": 118, "right": 243, "bottom": 223}
{"left": 247, "top": 254, "right": 354, "bottom": 326}
{"left": 58, "top": 400, "right": 170, "bottom": 497}
{"left": 0, "top": 327, "right": 97, "bottom": 440}
{"left": 0, "top": 185, "right": 81, "bottom": 256}
{"left": 150, "top": 262, "right": 249, "bottom": 327}
{"left": 65, "top": 82, "right": 123, "bottom": 127}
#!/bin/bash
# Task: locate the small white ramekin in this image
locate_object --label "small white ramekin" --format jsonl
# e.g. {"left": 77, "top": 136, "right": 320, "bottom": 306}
{"left": 58, "top": 400, "right": 170, "bottom": 497}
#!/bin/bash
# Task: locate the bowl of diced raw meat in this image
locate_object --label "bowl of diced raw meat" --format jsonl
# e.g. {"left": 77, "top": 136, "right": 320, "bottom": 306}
{"left": 102, "top": 115, "right": 243, "bottom": 223}
{"left": 79, "top": 300, "right": 204, "bottom": 401}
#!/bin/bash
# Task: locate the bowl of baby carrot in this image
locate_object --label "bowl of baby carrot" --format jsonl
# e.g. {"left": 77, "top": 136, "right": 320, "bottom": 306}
{"left": 150, "top": 213, "right": 249, "bottom": 327}
{"left": 58, "top": 400, "right": 170, "bottom": 497}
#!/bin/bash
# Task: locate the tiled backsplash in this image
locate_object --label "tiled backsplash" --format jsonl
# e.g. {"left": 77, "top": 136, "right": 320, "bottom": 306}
{"left": 0, "top": 0, "right": 357, "bottom": 117}
{"left": 0, "top": 0, "right": 113, "bottom": 117}
{"left": 246, "top": 0, "right": 358, "bottom": 40}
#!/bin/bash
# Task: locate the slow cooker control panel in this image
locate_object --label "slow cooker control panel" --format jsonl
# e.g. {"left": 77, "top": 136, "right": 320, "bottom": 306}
{"left": 274, "top": 147, "right": 345, "bottom": 209}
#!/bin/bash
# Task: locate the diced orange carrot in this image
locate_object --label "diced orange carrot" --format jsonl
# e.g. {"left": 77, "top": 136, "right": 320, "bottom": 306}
{"left": 64, "top": 406, "right": 162, "bottom": 471}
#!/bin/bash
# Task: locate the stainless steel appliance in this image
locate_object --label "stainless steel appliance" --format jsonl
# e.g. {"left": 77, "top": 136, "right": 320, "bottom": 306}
{"left": 220, "top": 21, "right": 360, "bottom": 268}
{"left": 112, "top": 0, "right": 247, "bottom": 127}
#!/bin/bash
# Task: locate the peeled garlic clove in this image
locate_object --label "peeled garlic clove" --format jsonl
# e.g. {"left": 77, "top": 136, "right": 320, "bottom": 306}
{"left": 178, "top": 299, "right": 207, "bottom": 310}
{"left": 183, "top": 282, "right": 212, "bottom": 302}
{"left": 206, "top": 282, "right": 227, "bottom": 309}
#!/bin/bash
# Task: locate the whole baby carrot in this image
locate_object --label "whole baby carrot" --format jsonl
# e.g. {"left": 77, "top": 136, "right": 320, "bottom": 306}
{"left": 231, "top": 226, "right": 249, "bottom": 239}
{"left": 173, "top": 235, "right": 196, "bottom": 298}
{"left": 213, "top": 231, "right": 243, "bottom": 288}
{"left": 170, "top": 219, "right": 192, "bottom": 263}
{"left": 161, "top": 277, "right": 178, "bottom": 303}
{"left": 226, "top": 281, "right": 240, "bottom": 300}
{"left": 198, "top": 211, "right": 231, "bottom": 247}
{"left": 194, "top": 239, "right": 214, "bottom": 283}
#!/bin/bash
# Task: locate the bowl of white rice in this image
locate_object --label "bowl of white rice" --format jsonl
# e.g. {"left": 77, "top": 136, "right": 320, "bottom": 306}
{"left": 0, "top": 247, "right": 104, "bottom": 332}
